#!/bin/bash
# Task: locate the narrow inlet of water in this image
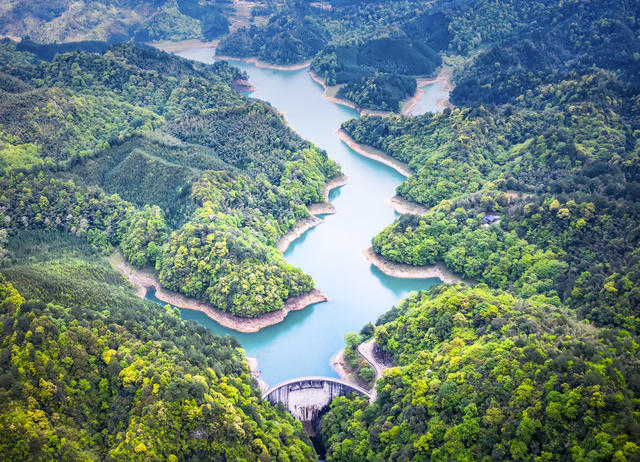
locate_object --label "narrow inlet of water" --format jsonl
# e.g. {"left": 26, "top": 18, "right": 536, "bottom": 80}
{"left": 149, "top": 47, "right": 446, "bottom": 385}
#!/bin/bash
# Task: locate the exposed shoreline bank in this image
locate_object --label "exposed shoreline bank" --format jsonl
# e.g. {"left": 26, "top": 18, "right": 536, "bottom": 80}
{"left": 150, "top": 39, "right": 219, "bottom": 53}
{"left": 149, "top": 40, "right": 312, "bottom": 71}
{"left": 246, "top": 357, "right": 270, "bottom": 393}
{"left": 150, "top": 42, "right": 453, "bottom": 114}
{"left": 406, "top": 66, "right": 455, "bottom": 113}
{"left": 277, "top": 216, "right": 323, "bottom": 254}
{"left": 388, "top": 195, "right": 430, "bottom": 216}
{"left": 216, "top": 55, "right": 311, "bottom": 71}
{"left": 362, "top": 247, "right": 464, "bottom": 284}
{"left": 330, "top": 339, "right": 390, "bottom": 401}
{"left": 309, "top": 70, "right": 394, "bottom": 117}
{"left": 277, "top": 175, "right": 350, "bottom": 253}
{"left": 310, "top": 67, "right": 453, "bottom": 117}
{"left": 336, "top": 129, "right": 412, "bottom": 177}
{"left": 330, "top": 349, "right": 353, "bottom": 384}
{"left": 109, "top": 252, "right": 328, "bottom": 333}
{"left": 329, "top": 349, "right": 371, "bottom": 393}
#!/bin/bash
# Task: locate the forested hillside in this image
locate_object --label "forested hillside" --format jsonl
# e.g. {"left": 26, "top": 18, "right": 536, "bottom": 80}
{"left": 321, "top": 285, "right": 640, "bottom": 461}
{"left": 217, "top": 11, "right": 330, "bottom": 64}
{"left": 319, "top": 0, "right": 640, "bottom": 458}
{"left": 2, "top": 0, "right": 640, "bottom": 459}
{"left": 0, "top": 0, "right": 232, "bottom": 43}
{"left": 0, "top": 231, "right": 315, "bottom": 460}
{"left": 311, "top": 38, "right": 440, "bottom": 111}
{"left": 220, "top": 0, "right": 451, "bottom": 110}
{"left": 340, "top": 0, "right": 640, "bottom": 332}
{"left": 0, "top": 39, "right": 341, "bottom": 317}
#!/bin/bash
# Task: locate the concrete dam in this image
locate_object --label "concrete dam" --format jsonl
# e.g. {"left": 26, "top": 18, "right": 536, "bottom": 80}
{"left": 263, "top": 376, "right": 371, "bottom": 434}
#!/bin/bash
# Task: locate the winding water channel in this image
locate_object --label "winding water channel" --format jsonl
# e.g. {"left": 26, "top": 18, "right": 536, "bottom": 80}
{"left": 151, "top": 47, "right": 445, "bottom": 385}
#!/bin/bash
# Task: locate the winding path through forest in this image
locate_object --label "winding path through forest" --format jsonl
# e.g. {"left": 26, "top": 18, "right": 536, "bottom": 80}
{"left": 357, "top": 339, "right": 389, "bottom": 401}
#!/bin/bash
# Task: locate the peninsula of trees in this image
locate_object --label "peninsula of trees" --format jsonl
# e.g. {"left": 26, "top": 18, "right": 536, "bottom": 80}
{"left": 0, "top": 39, "right": 341, "bottom": 318}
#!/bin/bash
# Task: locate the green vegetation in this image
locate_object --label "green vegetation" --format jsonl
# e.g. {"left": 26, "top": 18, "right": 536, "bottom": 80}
{"left": 217, "top": 11, "right": 330, "bottom": 64}
{"left": 0, "top": 231, "right": 315, "bottom": 460}
{"left": 3, "top": 0, "right": 640, "bottom": 459}
{"left": 311, "top": 38, "right": 440, "bottom": 111}
{"left": 321, "top": 285, "right": 640, "bottom": 461}
{"left": 0, "top": 0, "right": 234, "bottom": 43}
{"left": 339, "top": 0, "right": 640, "bottom": 331}
{"left": 312, "top": 39, "right": 440, "bottom": 86}
{"left": 342, "top": 332, "right": 375, "bottom": 389}
{"left": 221, "top": 1, "right": 449, "bottom": 110}
{"left": 320, "top": 0, "right": 640, "bottom": 458}
{"left": 0, "top": 39, "right": 341, "bottom": 317}
{"left": 337, "top": 73, "right": 417, "bottom": 112}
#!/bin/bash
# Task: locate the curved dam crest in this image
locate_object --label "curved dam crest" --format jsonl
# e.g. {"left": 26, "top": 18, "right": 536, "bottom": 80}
{"left": 264, "top": 377, "right": 371, "bottom": 435}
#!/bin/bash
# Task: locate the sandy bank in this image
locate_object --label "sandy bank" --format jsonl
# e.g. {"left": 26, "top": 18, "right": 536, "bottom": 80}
{"left": 400, "top": 85, "right": 428, "bottom": 115}
{"left": 215, "top": 55, "right": 311, "bottom": 71}
{"left": 329, "top": 349, "right": 372, "bottom": 392}
{"left": 412, "top": 66, "right": 455, "bottom": 111}
{"left": 309, "top": 70, "right": 394, "bottom": 117}
{"left": 232, "top": 77, "right": 256, "bottom": 92}
{"left": 246, "top": 357, "right": 270, "bottom": 393}
{"left": 388, "top": 195, "right": 430, "bottom": 216}
{"left": 363, "top": 247, "right": 464, "bottom": 284}
{"left": 330, "top": 349, "right": 353, "bottom": 384}
{"left": 336, "top": 129, "right": 412, "bottom": 177}
{"left": 330, "top": 339, "right": 391, "bottom": 401}
{"left": 110, "top": 252, "right": 328, "bottom": 333}
{"left": 320, "top": 174, "right": 350, "bottom": 202}
{"left": 277, "top": 216, "right": 323, "bottom": 253}
{"left": 402, "top": 66, "right": 455, "bottom": 113}
{"left": 277, "top": 175, "right": 349, "bottom": 253}
{"left": 150, "top": 39, "right": 218, "bottom": 53}
{"left": 310, "top": 68, "right": 453, "bottom": 116}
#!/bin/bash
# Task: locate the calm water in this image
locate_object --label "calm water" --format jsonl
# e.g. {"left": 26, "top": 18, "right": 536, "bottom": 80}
{"left": 408, "top": 81, "right": 450, "bottom": 116}
{"left": 153, "top": 47, "right": 445, "bottom": 386}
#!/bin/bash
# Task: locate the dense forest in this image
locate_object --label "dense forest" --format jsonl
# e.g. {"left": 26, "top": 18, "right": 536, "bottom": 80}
{"left": 339, "top": 0, "right": 640, "bottom": 332}
{"left": 217, "top": 11, "right": 330, "bottom": 64}
{"left": 220, "top": 1, "right": 449, "bottom": 110}
{"left": 317, "top": 0, "right": 640, "bottom": 459}
{"left": 2, "top": 0, "right": 640, "bottom": 459}
{"left": 0, "top": 0, "right": 233, "bottom": 43}
{"left": 0, "top": 231, "right": 316, "bottom": 460}
{"left": 0, "top": 39, "right": 341, "bottom": 317}
{"left": 0, "top": 0, "right": 451, "bottom": 112}
{"left": 311, "top": 38, "right": 439, "bottom": 111}
{"left": 321, "top": 285, "right": 640, "bottom": 461}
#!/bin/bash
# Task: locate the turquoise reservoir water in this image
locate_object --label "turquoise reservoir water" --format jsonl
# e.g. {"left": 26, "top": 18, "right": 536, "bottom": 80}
{"left": 156, "top": 47, "right": 444, "bottom": 386}
{"left": 408, "top": 81, "right": 450, "bottom": 116}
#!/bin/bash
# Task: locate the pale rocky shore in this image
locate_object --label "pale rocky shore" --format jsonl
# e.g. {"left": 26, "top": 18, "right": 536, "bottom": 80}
{"left": 277, "top": 216, "right": 323, "bottom": 253}
{"left": 336, "top": 129, "right": 413, "bottom": 177}
{"left": 388, "top": 195, "right": 430, "bottom": 215}
{"left": 215, "top": 55, "right": 312, "bottom": 71}
{"left": 309, "top": 70, "right": 394, "bottom": 117}
{"left": 362, "top": 247, "right": 464, "bottom": 284}
{"left": 330, "top": 339, "right": 391, "bottom": 401}
{"left": 151, "top": 40, "right": 312, "bottom": 71}
{"left": 277, "top": 175, "right": 350, "bottom": 253}
{"left": 246, "top": 357, "right": 270, "bottom": 393}
{"left": 110, "top": 252, "right": 328, "bottom": 333}
{"left": 404, "top": 66, "right": 455, "bottom": 113}
{"left": 151, "top": 39, "right": 219, "bottom": 53}
{"left": 329, "top": 349, "right": 372, "bottom": 393}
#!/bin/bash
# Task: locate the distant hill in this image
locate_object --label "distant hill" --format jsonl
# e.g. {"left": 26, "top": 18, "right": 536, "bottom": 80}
{"left": 0, "top": 0, "right": 232, "bottom": 43}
